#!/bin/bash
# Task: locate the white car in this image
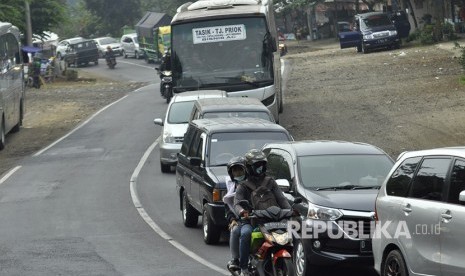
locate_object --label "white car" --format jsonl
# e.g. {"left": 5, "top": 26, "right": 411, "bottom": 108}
{"left": 120, "top": 33, "right": 141, "bottom": 59}
{"left": 373, "top": 147, "right": 465, "bottom": 276}
{"left": 153, "top": 90, "right": 227, "bottom": 173}
{"left": 93, "top": 37, "right": 123, "bottom": 57}
{"left": 55, "top": 37, "right": 83, "bottom": 60}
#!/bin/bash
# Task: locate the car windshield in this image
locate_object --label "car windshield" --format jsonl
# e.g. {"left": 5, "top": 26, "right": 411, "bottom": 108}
{"left": 362, "top": 14, "right": 393, "bottom": 28}
{"left": 171, "top": 17, "right": 274, "bottom": 89}
{"left": 203, "top": 111, "right": 272, "bottom": 122}
{"left": 209, "top": 132, "right": 289, "bottom": 166}
{"left": 98, "top": 37, "right": 117, "bottom": 45}
{"left": 297, "top": 154, "right": 393, "bottom": 190}
{"left": 168, "top": 101, "right": 195, "bottom": 124}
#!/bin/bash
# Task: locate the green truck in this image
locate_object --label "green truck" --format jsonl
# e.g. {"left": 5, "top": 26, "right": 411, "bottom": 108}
{"left": 135, "top": 12, "right": 172, "bottom": 63}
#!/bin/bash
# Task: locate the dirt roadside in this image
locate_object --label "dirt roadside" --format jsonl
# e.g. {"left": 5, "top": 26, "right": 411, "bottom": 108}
{"left": 0, "top": 75, "right": 148, "bottom": 176}
{"left": 1, "top": 39, "right": 465, "bottom": 176}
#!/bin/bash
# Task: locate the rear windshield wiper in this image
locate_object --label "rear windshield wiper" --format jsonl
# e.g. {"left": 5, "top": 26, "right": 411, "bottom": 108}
{"left": 316, "top": 185, "right": 381, "bottom": 191}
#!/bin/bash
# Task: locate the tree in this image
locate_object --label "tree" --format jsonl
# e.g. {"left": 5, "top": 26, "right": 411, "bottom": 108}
{"left": 83, "top": 0, "right": 142, "bottom": 37}
{"left": 0, "top": 0, "right": 67, "bottom": 39}
{"left": 140, "top": 0, "right": 186, "bottom": 16}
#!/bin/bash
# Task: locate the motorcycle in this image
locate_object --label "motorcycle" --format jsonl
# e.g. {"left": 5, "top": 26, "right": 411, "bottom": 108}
{"left": 106, "top": 56, "right": 116, "bottom": 69}
{"left": 156, "top": 68, "right": 173, "bottom": 103}
{"left": 228, "top": 199, "right": 301, "bottom": 276}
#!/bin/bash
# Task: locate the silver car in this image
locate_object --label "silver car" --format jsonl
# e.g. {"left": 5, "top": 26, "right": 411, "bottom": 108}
{"left": 153, "top": 90, "right": 227, "bottom": 173}
{"left": 373, "top": 147, "right": 465, "bottom": 276}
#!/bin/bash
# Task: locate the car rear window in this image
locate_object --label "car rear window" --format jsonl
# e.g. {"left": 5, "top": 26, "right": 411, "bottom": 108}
{"left": 209, "top": 131, "right": 290, "bottom": 166}
{"left": 203, "top": 111, "right": 273, "bottom": 122}
{"left": 74, "top": 41, "right": 96, "bottom": 50}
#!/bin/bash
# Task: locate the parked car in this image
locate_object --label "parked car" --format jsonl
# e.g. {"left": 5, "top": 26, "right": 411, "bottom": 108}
{"left": 189, "top": 97, "right": 275, "bottom": 123}
{"left": 153, "top": 90, "right": 227, "bottom": 173}
{"left": 63, "top": 39, "right": 99, "bottom": 67}
{"left": 176, "top": 117, "right": 293, "bottom": 244}
{"left": 0, "top": 22, "right": 25, "bottom": 150}
{"left": 338, "top": 12, "right": 400, "bottom": 54}
{"left": 55, "top": 37, "right": 84, "bottom": 60}
{"left": 93, "top": 36, "right": 123, "bottom": 57}
{"left": 121, "top": 33, "right": 141, "bottom": 59}
{"left": 260, "top": 140, "right": 394, "bottom": 276}
{"left": 373, "top": 147, "right": 465, "bottom": 276}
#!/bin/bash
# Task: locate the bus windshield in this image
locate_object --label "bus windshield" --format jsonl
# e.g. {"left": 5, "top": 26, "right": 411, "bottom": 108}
{"left": 171, "top": 17, "right": 274, "bottom": 90}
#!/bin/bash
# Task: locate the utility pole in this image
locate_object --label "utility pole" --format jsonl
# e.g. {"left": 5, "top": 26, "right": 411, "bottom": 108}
{"left": 25, "top": 0, "right": 33, "bottom": 46}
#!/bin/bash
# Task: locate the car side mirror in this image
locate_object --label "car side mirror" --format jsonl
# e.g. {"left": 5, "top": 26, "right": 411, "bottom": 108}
{"left": 153, "top": 118, "right": 163, "bottom": 126}
{"left": 189, "top": 157, "right": 202, "bottom": 167}
{"left": 155, "top": 67, "right": 160, "bottom": 71}
{"left": 459, "top": 191, "right": 465, "bottom": 202}
{"left": 276, "top": 179, "right": 290, "bottom": 193}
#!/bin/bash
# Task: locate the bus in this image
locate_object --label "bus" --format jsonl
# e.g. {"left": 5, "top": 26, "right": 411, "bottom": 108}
{"left": 0, "top": 21, "right": 25, "bottom": 150}
{"left": 170, "top": 0, "right": 283, "bottom": 122}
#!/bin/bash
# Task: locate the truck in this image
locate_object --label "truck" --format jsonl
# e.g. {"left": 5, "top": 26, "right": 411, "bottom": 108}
{"left": 135, "top": 11, "right": 172, "bottom": 63}
{"left": 170, "top": 0, "right": 283, "bottom": 122}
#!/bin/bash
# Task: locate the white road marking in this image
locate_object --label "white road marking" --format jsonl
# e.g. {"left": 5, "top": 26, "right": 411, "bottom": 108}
{"left": 0, "top": 166, "right": 21, "bottom": 186}
{"left": 130, "top": 138, "right": 230, "bottom": 275}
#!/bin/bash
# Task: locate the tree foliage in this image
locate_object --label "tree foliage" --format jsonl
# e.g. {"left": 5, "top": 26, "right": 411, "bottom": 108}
{"left": 83, "top": 0, "right": 142, "bottom": 37}
{"left": 140, "top": 0, "right": 186, "bottom": 16}
{"left": 0, "top": 0, "right": 67, "bottom": 38}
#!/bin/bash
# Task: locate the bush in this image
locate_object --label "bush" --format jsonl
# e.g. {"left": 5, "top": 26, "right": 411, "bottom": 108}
{"left": 420, "top": 25, "right": 435, "bottom": 45}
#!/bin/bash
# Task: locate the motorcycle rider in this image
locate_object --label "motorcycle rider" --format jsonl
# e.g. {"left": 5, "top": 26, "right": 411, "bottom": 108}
{"left": 105, "top": 46, "right": 116, "bottom": 67}
{"left": 159, "top": 49, "right": 171, "bottom": 73}
{"left": 158, "top": 49, "right": 171, "bottom": 95}
{"left": 223, "top": 156, "right": 248, "bottom": 273}
{"left": 234, "top": 149, "right": 291, "bottom": 276}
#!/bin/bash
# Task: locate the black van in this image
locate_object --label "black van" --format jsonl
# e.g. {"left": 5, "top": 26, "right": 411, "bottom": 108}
{"left": 176, "top": 117, "right": 293, "bottom": 244}
{"left": 64, "top": 39, "right": 99, "bottom": 67}
{"left": 338, "top": 12, "right": 400, "bottom": 54}
{"left": 0, "top": 22, "right": 25, "bottom": 150}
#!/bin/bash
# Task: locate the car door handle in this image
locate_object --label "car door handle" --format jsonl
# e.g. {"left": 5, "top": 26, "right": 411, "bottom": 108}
{"left": 441, "top": 211, "right": 452, "bottom": 221}
{"left": 402, "top": 204, "right": 412, "bottom": 213}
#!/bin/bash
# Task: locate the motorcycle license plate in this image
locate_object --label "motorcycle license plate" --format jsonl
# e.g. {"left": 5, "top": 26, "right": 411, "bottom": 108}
{"left": 264, "top": 222, "right": 287, "bottom": 229}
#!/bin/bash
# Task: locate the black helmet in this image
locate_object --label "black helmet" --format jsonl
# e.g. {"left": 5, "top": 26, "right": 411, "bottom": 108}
{"left": 244, "top": 149, "right": 267, "bottom": 177}
{"left": 227, "top": 156, "right": 247, "bottom": 182}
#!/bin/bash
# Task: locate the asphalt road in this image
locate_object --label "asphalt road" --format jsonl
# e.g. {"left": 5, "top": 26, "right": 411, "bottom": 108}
{"left": 0, "top": 55, "right": 378, "bottom": 276}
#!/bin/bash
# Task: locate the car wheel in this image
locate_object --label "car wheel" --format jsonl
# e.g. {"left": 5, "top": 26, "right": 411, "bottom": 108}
{"left": 202, "top": 203, "right": 221, "bottom": 244}
{"left": 123, "top": 50, "right": 128, "bottom": 58}
{"left": 294, "top": 239, "right": 308, "bottom": 276}
{"left": 0, "top": 116, "right": 5, "bottom": 150}
{"left": 182, "top": 191, "right": 198, "bottom": 227}
{"left": 160, "top": 162, "right": 171, "bottom": 173}
{"left": 135, "top": 51, "right": 140, "bottom": 59}
{"left": 357, "top": 44, "right": 362, "bottom": 53}
{"left": 382, "top": 250, "right": 408, "bottom": 276}
{"left": 11, "top": 99, "right": 23, "bottom": 133}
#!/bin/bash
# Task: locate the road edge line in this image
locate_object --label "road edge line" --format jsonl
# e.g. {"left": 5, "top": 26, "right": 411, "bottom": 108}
{"left": 129, "top": 137, "right": 229, "bottom": 276}
{"left": 0, "top": 166, "right": 22, "bottom": 186}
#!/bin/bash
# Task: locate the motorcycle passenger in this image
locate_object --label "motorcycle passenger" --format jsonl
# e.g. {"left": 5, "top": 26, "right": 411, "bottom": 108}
{"left": 234, "top": 149, "right": 291, "bottom": 276}
{"left": 223, "top": 156, "right": 248, "bottom": 273}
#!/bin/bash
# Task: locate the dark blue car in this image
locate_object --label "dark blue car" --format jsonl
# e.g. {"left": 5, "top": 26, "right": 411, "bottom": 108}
{"left": 338, "top": 12, "right": 401, "bottom": 54}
